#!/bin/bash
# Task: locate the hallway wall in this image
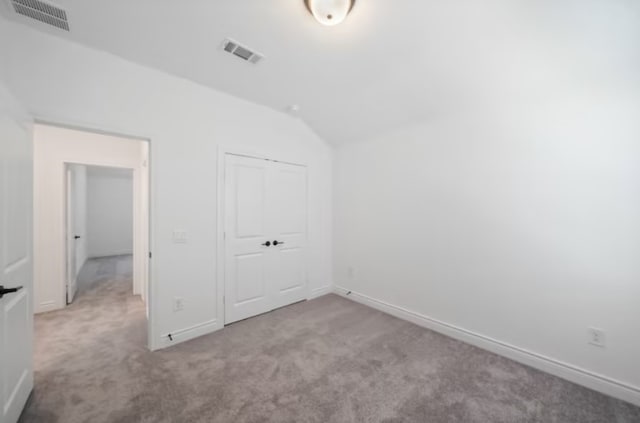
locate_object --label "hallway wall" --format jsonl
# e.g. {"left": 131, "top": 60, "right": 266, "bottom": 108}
{"left": 87, "top": 167, "right": 134, "bottom": 258}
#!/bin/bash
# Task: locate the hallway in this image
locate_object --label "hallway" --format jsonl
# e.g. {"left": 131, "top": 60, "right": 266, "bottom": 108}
{"left": 21, "top": 255, "right": 146, "bottom": 423}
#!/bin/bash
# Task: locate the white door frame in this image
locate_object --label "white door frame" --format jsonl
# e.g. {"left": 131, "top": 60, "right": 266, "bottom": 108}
{"left": 35, "top": 120, "right": 154, "bottom": 351}
{"left": 215, "top": 145, "right": 310, "bottom": 326}
{"left": 63, "top": 162, "right": 141, "bottom": 294}
{"left": 61, "top": 160, "right": 146, "bottom": 296}
{"left": 65, "top": 165, "right": 77, "bottom": 304}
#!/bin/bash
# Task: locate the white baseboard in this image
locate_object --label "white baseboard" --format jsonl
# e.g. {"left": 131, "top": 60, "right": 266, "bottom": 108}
{"left": 156, "top": 319, "right": 222, "bottom": 350}
{"left": 35, "top": 300, "right": 62, "bottom": 314}
{"left": 334, "top": 286, "right": 640, "bottom": 407}
{"left": 153, "top": 285, "right": 333, "bottom": 351}
{"left": 309, "top": 285, "right": 332, "bottom": 300}
{"left": 89, "top": 249, "right": 134, "bottom": 258}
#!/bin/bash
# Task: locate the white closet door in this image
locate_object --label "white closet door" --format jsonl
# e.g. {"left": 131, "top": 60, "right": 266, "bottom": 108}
{"left": 224, "top": 154, "right": 308, "bottom": 324}
{"left": 224, "top": 155, "right": 272, "bottom": 324}
{"left": 269, "top": 161, "right": 308, "bottom": 310}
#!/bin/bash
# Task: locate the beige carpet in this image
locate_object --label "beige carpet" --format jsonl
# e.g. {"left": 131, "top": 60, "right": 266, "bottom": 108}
{"left": 20, "top": 255, "right": 640, "bottom": 422}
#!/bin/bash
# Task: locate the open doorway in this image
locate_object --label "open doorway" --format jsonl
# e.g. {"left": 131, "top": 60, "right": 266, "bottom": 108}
{"left": 27, "top": 123, "right": 152, "bottom": 421}
{"left": 33, "top": 123, "right": 151, "bottom": 346}
{"left": 66, "top": 165, "right": 136, "bottom": 306}
{"left": 65, "top": 164, "right": 86, "bottom": 304}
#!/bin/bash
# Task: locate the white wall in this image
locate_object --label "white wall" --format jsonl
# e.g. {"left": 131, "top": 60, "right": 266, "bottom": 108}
{"left": 333, "top": 0, "right": 640, "bottom": 405}
{"left": 335, "top": 108, "right": 640, "bottom": 404}
{"left": 0, "top": 18, "right": 333, "bottom": 349}
{"left": 334, "top": 74, "right": 640, "bottom": 406}
{"left": 86, "top": 167, "right": 133, "bottom": 258}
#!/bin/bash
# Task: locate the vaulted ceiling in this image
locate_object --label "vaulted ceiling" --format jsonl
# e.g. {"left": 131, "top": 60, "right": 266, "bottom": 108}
{"left": 1, "top": 0, "right": 638, "bottom": 145}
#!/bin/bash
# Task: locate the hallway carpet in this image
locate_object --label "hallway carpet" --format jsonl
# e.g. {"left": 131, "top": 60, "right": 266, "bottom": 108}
{"left": 21, "top": 256, "right": 640, "bottom": 422}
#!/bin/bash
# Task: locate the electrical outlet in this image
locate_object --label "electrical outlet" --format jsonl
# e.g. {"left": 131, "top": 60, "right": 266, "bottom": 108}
{"left": 588, "top": 327, "right": 606, "bottom": 348}
{"left": 172, "top": 230, "right": 188, "bottom": 244}
{"left": 173, "top": 297, "right": 185, "bottom": 312}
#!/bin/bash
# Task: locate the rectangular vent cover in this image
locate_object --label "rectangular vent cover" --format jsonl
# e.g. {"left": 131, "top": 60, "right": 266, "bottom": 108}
{"left": 222, "top": 39, "right": 263, "bottom": 64}
{"left": 11, "top": 0, "right": 69, "bottom": 31}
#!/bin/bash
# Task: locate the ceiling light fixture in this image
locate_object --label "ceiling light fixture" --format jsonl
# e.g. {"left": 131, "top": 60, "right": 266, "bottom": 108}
{"left": 304, "top": 0, "right": 355, "bottom": 26}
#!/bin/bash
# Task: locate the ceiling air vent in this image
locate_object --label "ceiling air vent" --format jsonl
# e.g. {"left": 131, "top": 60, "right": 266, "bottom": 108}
{"left": 222, "top": 39, "right": 264, "bottom": 64}
{"left": 10, "top": 0, "right": 69, "bottom": 31}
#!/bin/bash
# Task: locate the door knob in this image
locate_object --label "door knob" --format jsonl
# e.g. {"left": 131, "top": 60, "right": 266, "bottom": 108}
{"left": 74, "top": 235, "right": 81, "bottom": 239}
{"left": 261, "top": 241, "right": 271, "bottom": 247}
{"left": 0, "top": 285, "right": 23, "bottom": 299}
{"left": 273, "top": 240, "right": 285, "bottom": 246}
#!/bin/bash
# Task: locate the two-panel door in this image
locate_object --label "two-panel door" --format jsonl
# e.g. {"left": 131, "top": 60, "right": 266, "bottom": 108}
{"left": 0, "top": 87, "right": 34, "bottom": 423}
{"left": 269, "top": 162, "right": 307, "bottom": 310}
{"left": 224, "top": 154, "right": 307, "bottom": 324}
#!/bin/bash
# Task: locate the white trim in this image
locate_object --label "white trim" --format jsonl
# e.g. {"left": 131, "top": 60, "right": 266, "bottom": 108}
{"left": 308, "top": 285, "right": 332, "bottom": 300}
{"left": 158, "top": 319, "right": 222, "bottom": 349}
{"left": 35, "top": 301, "right": 58, "bottom": 314}
{"left": 88, "top": 249, "right": 134, "bottom": 259}
{"left": 215, "top": 146, "right": 227, "bottom": 329}
{"left": 33, "top": 118, "right": 153, "bottom": 143}
{"left": 64, "top": 165, "right": 75, "bottom": 305}
{"left": 333, "top": 286, "right": 640, "bottom": 407}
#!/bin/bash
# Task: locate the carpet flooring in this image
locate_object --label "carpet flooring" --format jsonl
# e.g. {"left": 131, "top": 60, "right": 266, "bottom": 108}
{"left": 20, "top": 255, "right": 640, "bottom": 423}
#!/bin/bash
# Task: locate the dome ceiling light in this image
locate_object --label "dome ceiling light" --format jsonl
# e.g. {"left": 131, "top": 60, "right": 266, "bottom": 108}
{"left": 304, "top": 0, "right": 356, "bottom": 26}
